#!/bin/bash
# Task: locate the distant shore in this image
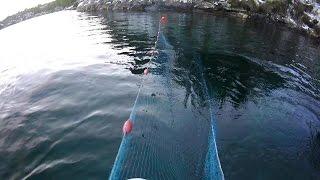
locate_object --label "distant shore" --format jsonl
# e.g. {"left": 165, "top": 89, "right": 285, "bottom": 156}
{"left": 0, "top": 0, "right": 319, "bottom": 39}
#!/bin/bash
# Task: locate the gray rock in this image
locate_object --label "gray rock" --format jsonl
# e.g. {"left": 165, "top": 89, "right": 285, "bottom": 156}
{"left": 194, "top": 1, "right": 215, "bottom": 9}
{"left": 145, "top": 4, "right": 160, "bottom": 11}
{"left": 302, "top": 12, "right": 314, "bottom": 27}
{"left": 162, "top": 1, "right": 192, "bottom": 10}
{"left": 74, "top": 0, "right": 320, "bottom": 38}
{"left": 77, "top": 0, "right": 106, "bottom": 12}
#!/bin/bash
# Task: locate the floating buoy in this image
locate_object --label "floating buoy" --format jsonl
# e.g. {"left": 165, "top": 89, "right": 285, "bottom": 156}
{"left": 160, "top": 16, "right": 167, "bottom": 24}
{"left": 123, "top": 119, "right": 133, "bottom": 135}
{"left": 144, "top": 68, "right": 149, "bottom": 75}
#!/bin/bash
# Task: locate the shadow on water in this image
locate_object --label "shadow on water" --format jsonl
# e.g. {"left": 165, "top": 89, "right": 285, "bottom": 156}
{"left": 202, "top": 53, "right": 285, "bottom": 106}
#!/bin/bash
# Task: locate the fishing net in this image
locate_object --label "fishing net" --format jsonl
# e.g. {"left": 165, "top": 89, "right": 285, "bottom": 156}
{"left": 109, "top": 19, "right": 224, "bottom": 180}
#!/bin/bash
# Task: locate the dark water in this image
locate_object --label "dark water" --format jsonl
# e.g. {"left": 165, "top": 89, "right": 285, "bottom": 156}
{"left": 0, "top": 10, "right": 319, "bottom": 179}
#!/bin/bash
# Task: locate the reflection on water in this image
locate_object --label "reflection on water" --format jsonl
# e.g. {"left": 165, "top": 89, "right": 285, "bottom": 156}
{"left": 0, "top": 10, "right": 319, "bottom": 179}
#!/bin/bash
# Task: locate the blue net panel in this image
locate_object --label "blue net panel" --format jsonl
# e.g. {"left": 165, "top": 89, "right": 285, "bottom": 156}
{"left": 109, "top": 24, "right": 224, "bottom": 180}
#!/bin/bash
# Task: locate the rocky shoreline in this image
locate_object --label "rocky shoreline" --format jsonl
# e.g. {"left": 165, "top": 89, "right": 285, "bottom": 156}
{"left": 76, "top": 0, "right": 320, "bottom": 38}
{"left": 0, "top": 0, "right": 77, "bottom": 29}
{"left": 0, "top": 0, "right": 319, "bottom": 39}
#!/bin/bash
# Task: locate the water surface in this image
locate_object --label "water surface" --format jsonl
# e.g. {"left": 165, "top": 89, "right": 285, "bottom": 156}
{"left": 0, "top": 10, "right": 319, "bottom": 179}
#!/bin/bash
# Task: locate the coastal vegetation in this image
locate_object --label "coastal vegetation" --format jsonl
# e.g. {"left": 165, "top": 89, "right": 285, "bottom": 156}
{"left": 0, "top": 0, "right": 76, "bottom": 29}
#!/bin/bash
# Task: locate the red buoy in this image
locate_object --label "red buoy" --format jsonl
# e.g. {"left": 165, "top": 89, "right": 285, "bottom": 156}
{"left": 144, "top": 68, "right": 149, "bottom": 75}
{"left": 123, "top": 119, "right": 133, "bottom": 135}
{"left": 160, "top": 16, "right": 167, "bottom": 24}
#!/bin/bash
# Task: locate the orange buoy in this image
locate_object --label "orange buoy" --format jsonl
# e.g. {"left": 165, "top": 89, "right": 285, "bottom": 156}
{"left": 144, "top": 68, "right": 149, "bottom": 75}
{"left": 123, "top": 119, "right": 133, "bottom": 135}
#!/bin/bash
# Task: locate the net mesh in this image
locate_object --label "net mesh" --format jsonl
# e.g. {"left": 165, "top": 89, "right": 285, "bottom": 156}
{"left": 109, "top": 23, "right": 224, "bottom": 180}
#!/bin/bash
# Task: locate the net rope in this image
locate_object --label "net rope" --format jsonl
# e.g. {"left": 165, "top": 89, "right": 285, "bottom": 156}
{"left": 109, "top": 18, "right": 224, "bottom": 180}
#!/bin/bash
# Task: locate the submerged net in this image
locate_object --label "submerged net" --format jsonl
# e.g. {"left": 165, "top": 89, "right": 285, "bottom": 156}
{"left": 109, "top": 19, "right": 224, "bottom": 180}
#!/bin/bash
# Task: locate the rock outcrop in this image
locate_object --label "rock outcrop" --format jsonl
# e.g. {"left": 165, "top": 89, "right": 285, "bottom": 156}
{"left": 0, "top": 0, "right": 319, "bottom": 38}
{"left": 75, "top": 0, "right": 320, "bottom": 38}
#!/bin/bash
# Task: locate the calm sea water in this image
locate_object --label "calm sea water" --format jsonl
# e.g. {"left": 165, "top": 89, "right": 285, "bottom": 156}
{"left": 0, "top": 10, "right": 319, "bottom": 179}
